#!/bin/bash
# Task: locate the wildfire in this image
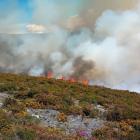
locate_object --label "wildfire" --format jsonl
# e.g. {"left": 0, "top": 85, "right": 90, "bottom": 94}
{"left": 40, "top": 71, "right": 52, "bottom": 78}
{"left": 68, "top": 78, "right": 75, "bottom": 82}
{"left": 40, "top": 71, "right": 88, "bottom": 84}
{"left": 47, "top": 71, "right": 52, "bottom": 78}
{"left": 62, "top": 76, "right": 65, "bottom": 80}
{"left": 84, "top": 78, "right": 88, "bottom": 84}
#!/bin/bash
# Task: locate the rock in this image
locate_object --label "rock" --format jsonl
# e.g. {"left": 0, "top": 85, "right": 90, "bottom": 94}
{"left": 74, "top": 100, "right": 79, "bottom": 106}
{"left": 27, "top": 107, "right": 105, "bottom": 137}
{"left": 31, "top": 114, "right": 40, "bottom": 118}
{"left": 94, "top": 105, "right": 106, "bottom": 115}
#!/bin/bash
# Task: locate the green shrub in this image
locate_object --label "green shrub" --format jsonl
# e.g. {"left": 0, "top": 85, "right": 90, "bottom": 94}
{"left": 68, "top": 106, "right": 82, "bottom": 116}
{"left": 106, "top": 106, "right": 123, "bottom": 122}
{"left": 14, "top": 91, "right": 28, "bottom": 99}
{"left": 16, "top": 126, "right": 36, "bottom": 140}
{"left": 131, "top": 120, "right": 140, "bottom": 131}
{"left": 0, "top": 109, "right": 14, "bottom": 130}
{"left": 62, "top": 96, "right": 74, "bottom": 106}
{"left": 11, "top": 104, "right": 26, "bottom": 114}
{"left": 89, "top": 110, "right": 96, "bottom": 118}
{"left": 28, "top": 89, "right": 39, "bottom": 98}
{"left": 3, "top": 97, "right": 26, "bottom": 115}
{"left": 3, "top": 97, "right": 18, "bottom": 106}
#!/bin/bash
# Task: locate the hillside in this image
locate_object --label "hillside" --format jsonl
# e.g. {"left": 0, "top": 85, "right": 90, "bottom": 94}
{"left": 0, "top": 73, "right": 140, "bottom": 140}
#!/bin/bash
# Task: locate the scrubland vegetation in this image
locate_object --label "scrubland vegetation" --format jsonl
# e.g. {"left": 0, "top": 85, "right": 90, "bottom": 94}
{"left": 0, "top": 73, "right": 140, "bottom": 139}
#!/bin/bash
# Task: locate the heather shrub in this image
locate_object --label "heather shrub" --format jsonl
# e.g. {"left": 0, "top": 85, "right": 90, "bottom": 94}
{"left": 25, "top": 99, "right": 45, "bottom": 109}
{"left": 3, "top": 97, "right": 18, "bottom": 106}
{"left": 59, "top": 106, "right": 69, "bottom": 114}
{"left": 41, "top": 88, "right": 49, "bottom": 94}
{"left": 14, "top": 91, "right": 28, "bottom": 99}
{"left": 62, "top": 96, "right": 74, "bottom": 106}
{"left": 72, "top": 130, "right": 89, "bottom": 139}
{"left": 34, "top": 93, "right": 47, "bottom": 103}
{"left": 89, "top": 110, "right": 96, "bottom": 118}
{"left": 119, "top": 120, "right": 132, "bottom": 131}
{"left": 131, "top": 120, "right": 140, "bottom": 131}
{"left": 0, "top": 109, "right": 14, "bottom": 131}
{"left": 0, "top": 83, "right": 13, "bottom": 92}
{"left": 10, "top": 103, "right": 26, "bottom": 115}
{"left": 82, "top": 105, "right": 96, "bottom": 118}
{"left": 106, "top": 106, "right": 123, "bottom": 122}
{"left": 79, "top": 100, "right": 90, "bottom": 106}
{"left": 92, "top": 124, "right": 140, "bottom": 140}
{"left": 57, "top": 112, "right": 68, "bottom": 122}
{"left": 27, "top": 89, "right": 39, "bottom": 98}
{"left": 18, "top": 85, "right": 27, "bottom": 91}
{"left": 79, "top": 95, "right": 96, "bottom": 104}
{"left": 34, "top": 93, "right": 64, "bottom": 107}
{"left": 3, "top": 97, "right": 26, "bottom": 115}
{"left": 106, "top": 105, "right": 140, "bottom": 121}
{"left": 69, "top": 106, "right": 82, "bottom": 116}
{"left": 16, "top": 126, "right": 36, "bottom": 140}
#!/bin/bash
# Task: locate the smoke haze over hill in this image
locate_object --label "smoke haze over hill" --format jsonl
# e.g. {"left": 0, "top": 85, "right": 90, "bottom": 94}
{"left": 1, "top": 0, "right": 140, "bottom": 92}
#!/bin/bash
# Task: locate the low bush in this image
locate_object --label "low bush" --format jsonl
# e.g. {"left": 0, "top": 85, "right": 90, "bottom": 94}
{"left": 57, "top": 112, "right": 68, "bottom": 122}
{"left": 27, "top": 89, "right": 39, "bottom": 98}
{"left": 3, "top": 97, "right": 18, "bottom": 106}
{"left": 82, "top": 105, "right": 96, "bottom": 118}
{"left": 25, "top": 99, "right": 45, "bottom": 109}
{"left": 92, "top": 124, "right": 140, "bottom": 140}
{"left": 68, "top": 106, "right": 82, "bottom": 116}
{"left": 14, "top": 91, "right": 28, "bottom": 99}
{"left": 3, "top": 97, "right": 27, "bottom": 115}
{"left": 62, "top": 96, "right": 74, "bottom": 106}
{"left": 131, "top": 120, "right": 140, "bottom": 131}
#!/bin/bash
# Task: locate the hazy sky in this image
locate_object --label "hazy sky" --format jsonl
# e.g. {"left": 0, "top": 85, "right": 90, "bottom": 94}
{"left": 0, "top": 0, "right": 138, "bottom": 34}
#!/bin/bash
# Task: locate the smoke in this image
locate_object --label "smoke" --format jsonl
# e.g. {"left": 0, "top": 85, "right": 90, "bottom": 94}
{"left": 1, "top": 0, "right": 140, "bottom": 92}
{"left": 29, "top": 0, "right": 138, "bottom": 31}
{"left": 70, "top": 56, "right": 94, "bottom": 81}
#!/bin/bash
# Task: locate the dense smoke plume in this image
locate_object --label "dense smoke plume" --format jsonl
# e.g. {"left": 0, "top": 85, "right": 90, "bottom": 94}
{"left": 1, "top": 0, "right": 140, "bottom": 93}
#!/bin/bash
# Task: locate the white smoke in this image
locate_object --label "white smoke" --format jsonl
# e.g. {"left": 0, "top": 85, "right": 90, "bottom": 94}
{"left": 1, "top": 0, "right": 140, "bottom": 93}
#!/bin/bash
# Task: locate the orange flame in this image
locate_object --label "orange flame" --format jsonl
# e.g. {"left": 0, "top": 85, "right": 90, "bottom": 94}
{"left": 69, "top": 78, "right": 75, "bottom": 82}
{"left": 47, "top": 71, "right": 52, "bottom": 78}
{"left": 84, "top": 78, "right": 88, "bottom": 84}
{"left": 40, "top": 72, "right": 89, "bottom": 85}
{"left": 62, "top": 76, "right": 65, "bottom": 80}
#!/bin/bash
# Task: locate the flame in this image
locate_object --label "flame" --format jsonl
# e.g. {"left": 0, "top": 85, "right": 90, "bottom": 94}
{"left": 47, "top": 71, "right": 52, "bottom": 78}
{"left": 40, "top": 72, "right": 89, "bottom": 85}
{"left": 69, "top": 78, "right": 75, "bottom": 82}
{"left": 84, "top": 78, "right": 88, "bottom": 84}
{"left": 62, "top": 76, "right": 65, "bottom": 80}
